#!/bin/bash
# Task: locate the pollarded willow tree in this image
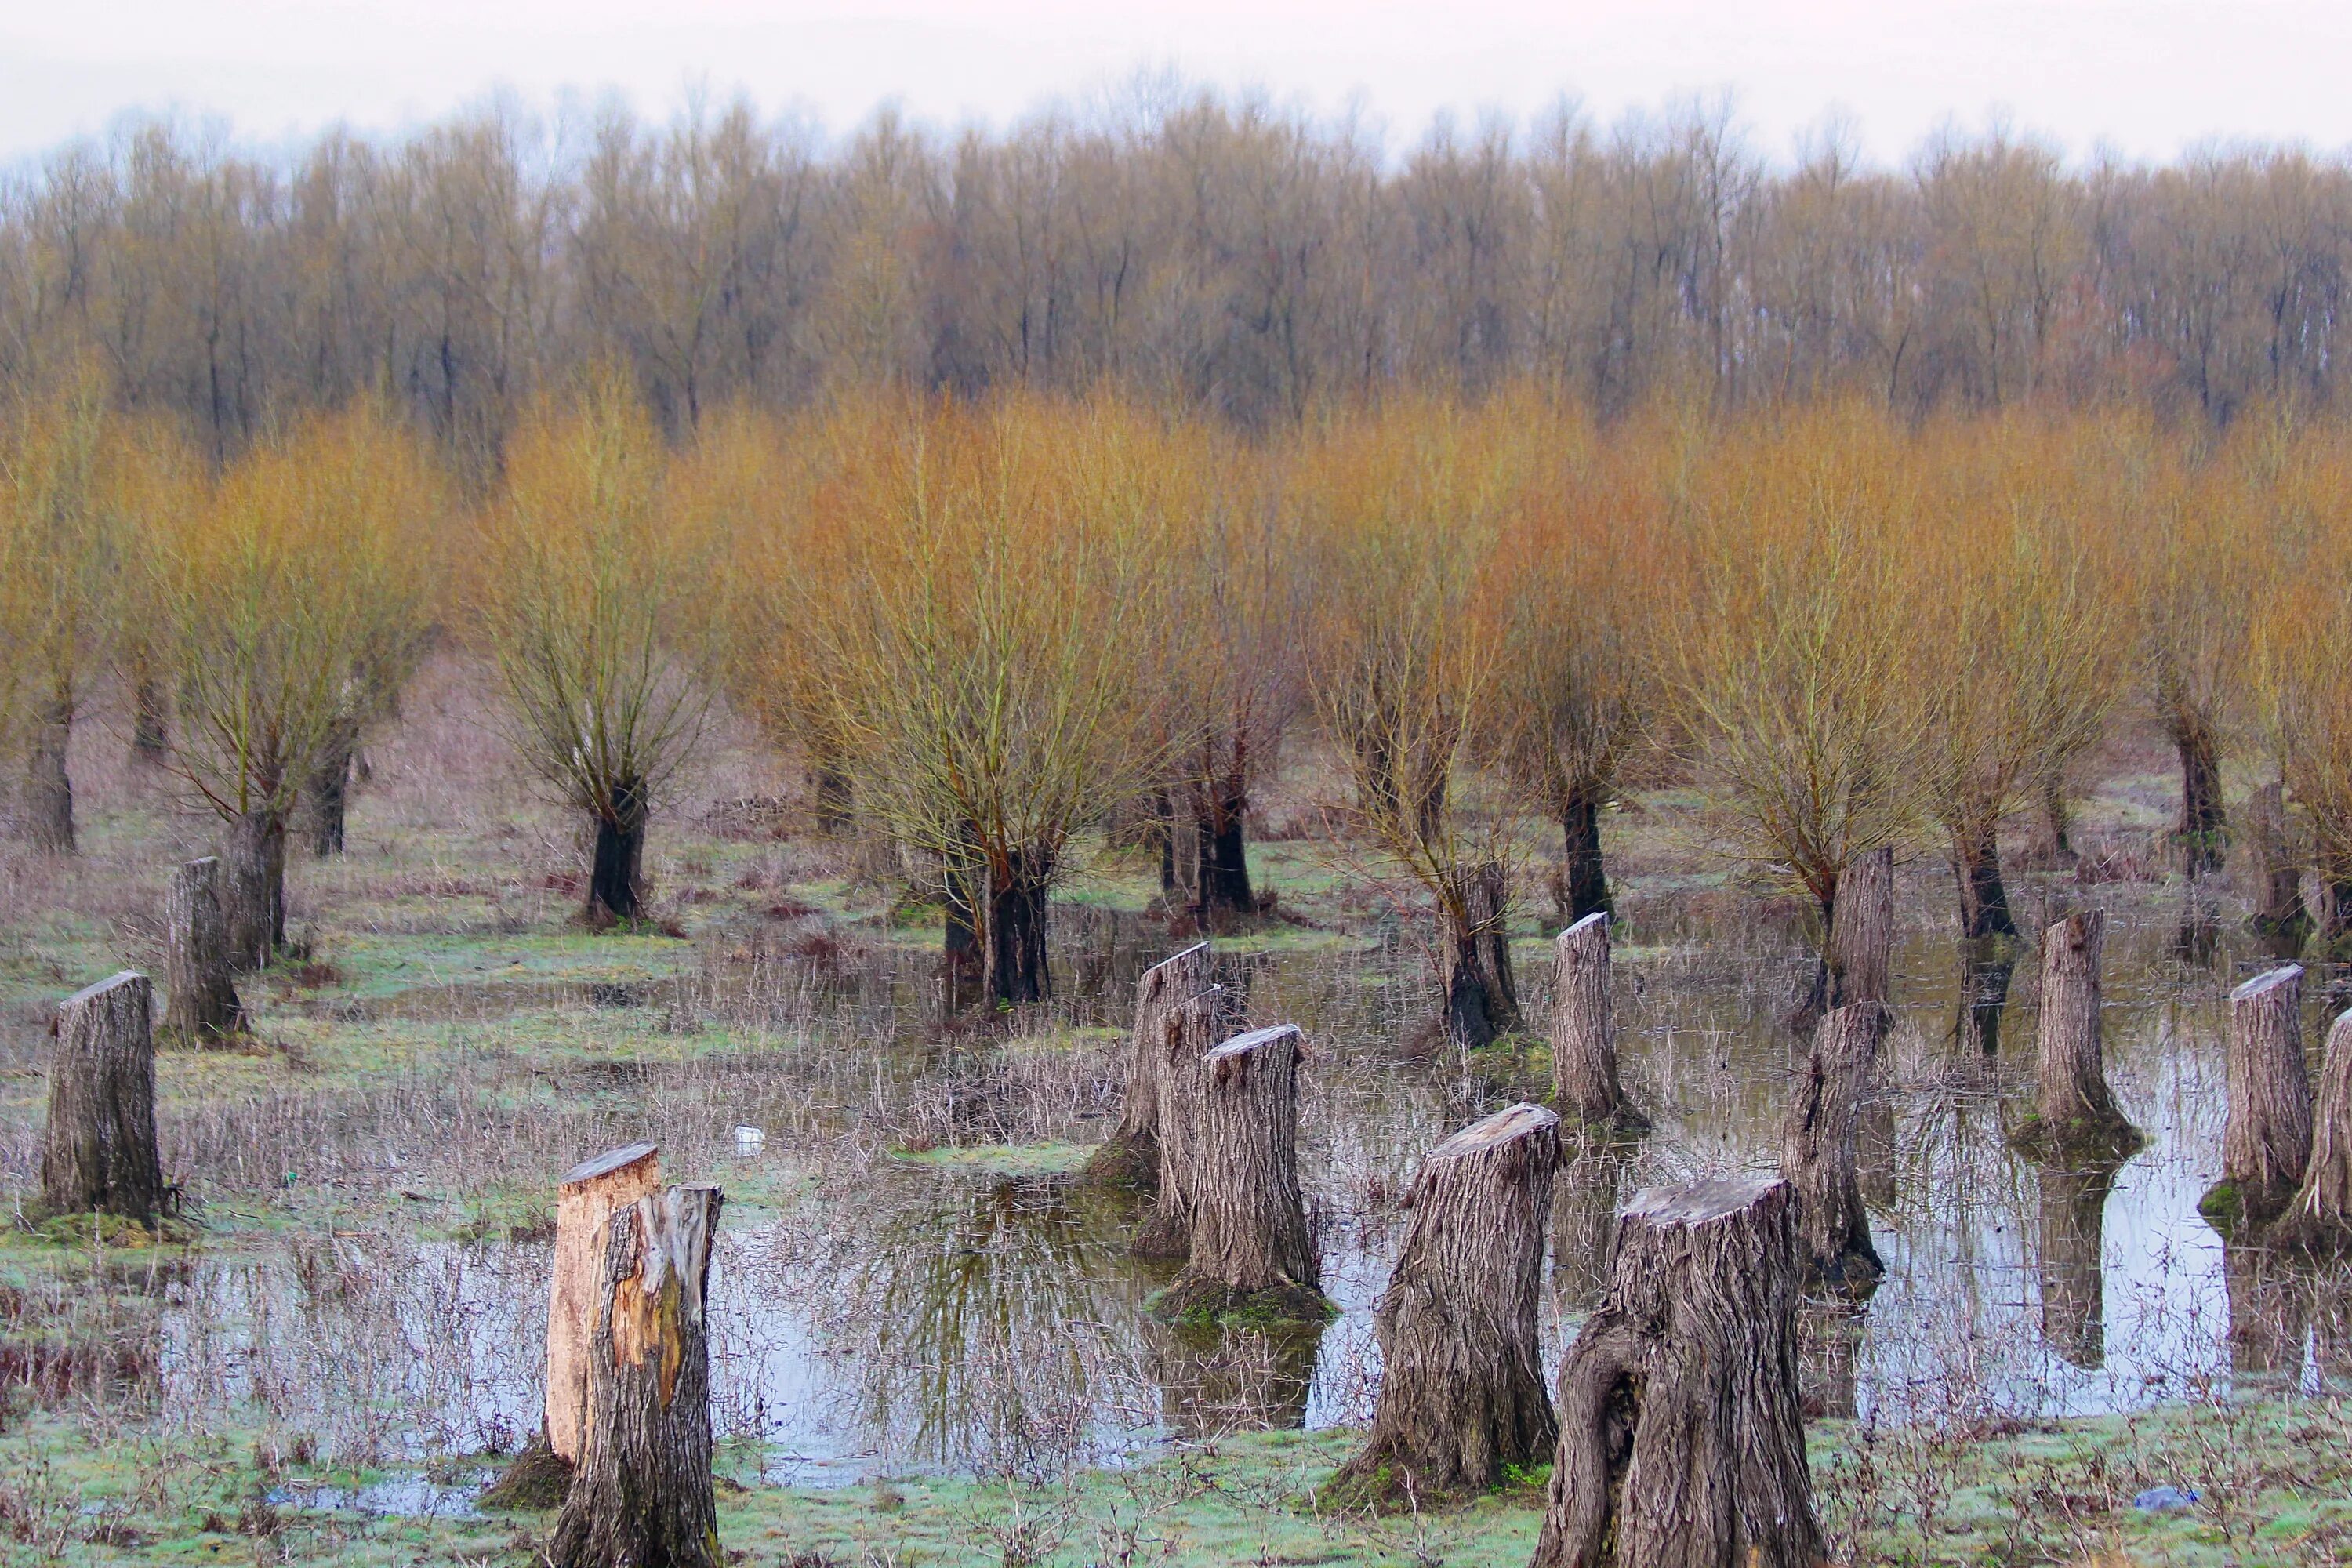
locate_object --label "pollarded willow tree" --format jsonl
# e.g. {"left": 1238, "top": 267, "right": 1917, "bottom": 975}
{"left": 476, "top": 378, "right": 713, "bottom": 926}
{"left": 158, "top": 405, "right": 437, "bottom": 965}
{"left": 787, "top": 397, "right": 1172, "bottom": 1008}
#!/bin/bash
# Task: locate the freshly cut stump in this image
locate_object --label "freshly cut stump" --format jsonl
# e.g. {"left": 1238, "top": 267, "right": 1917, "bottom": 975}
{"left": 549, "top": 1184, "right": 724, "bottom": 1568}
{"left": 549, "top": 1144, "right": 663, "bottom": 1465}
{"left": 1780, "top": 1001, "right": 1889, "bottom": 1298}
{"left": 163, "top": 857, "right": 245, "bottom": 1043}
{"left": 2202, "top": 965, "right": 2313, "bottom": 1236}
{"left": 1550, "top": 915, "right": 1648, "bottom": 1133}
{"left": 1084, "top": 942, "right": 1215, "bottom": 1189}
{"left": 1130, "top": 987, "right": 1230, "bottom": 1258}
{"left": 1327, "top": 1102, "right": 1560, "bottom": 1508}
{"left": 2034, "top": 1156, "right": 2119, "bottom": 1370}
{"left": 41, "top": 972, "right": 165, "bottom": 1222}
{"left": 2275, "top": 1009, "right": 2352, "bottom": 1253}
{"left": 1536, "top": 1176, "right": 1822, "bottom": 1568}
{"left": 1157, "top": 1024, "right": 1323, "bottom": 1323}
{"left": 2012, "top": 912, "right": 2141, "bottom": 1160}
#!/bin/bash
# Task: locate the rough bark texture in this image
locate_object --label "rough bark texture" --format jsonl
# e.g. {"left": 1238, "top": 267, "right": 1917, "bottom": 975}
{"left": 1550, "top": 913, "right": 1647, "bottom": 1132}
{"left": 2275, "top": 1010, "right": 2352, "bottom": 1252}
{"left": 1947, "top": 817, "right": 2016, "bottom": 939}
{"left": 224, "top": 807, "right": 287, "bottom": 971}
{"left": 587, "top": 784, "right": 648, "bottom": 924}
{"left": 1557, "top": 792, "right": 1611, "bottom": 924}
{"left": 984, "top": 848, "right": 1052, "bottom": 1006}
{"left": 162, "top": 857, "right": 245, "bottom": 1043}
{"left": 1824, "top": 847, "right": 1893, "bottom": 1011}
{"left": 1328, "top": 1103, "right": 1560, "bottom": 1507}
{"left": 1160, "top": 1024, "right": 1323, "bottom": 1320}
{"left": 40, "top": 972, "right": 165, "bottom": 1221}
{"left": 2204, "top": 964, "right": 2314, "bottom": 1236}
{"left": 23, "top": 689, "right": 74, "bottom": 855}
{"left": 547, "top": 1184, "right": 723, "bottom": 1568}
{"left": 1535, "top": 1176, "right": 1823, "bottom": 1568}
{"left": 2035, "top": 1156, "right": 2119, "bottom": 1370}
{"left": 1084, "top": 942, "right": 1216, "bottom": 1189}
{"left": 547, "top": 1143, "right": 664, "bottom": 1464}
{"left": 1129, "top": 988, "right": 1232, "bottom": 1258}
{"left": 2246, "top": 782, "right": 2312, "bottom": 955}
{"left": 2176, "top": 726, "right": 2227, "bottom": 877}
{"left": 1780, "top": 1001, "right": 1889, "bottom": 1298}
{"left": 1439, "top": 860, "right": 1520, "bottom": 1052}
{"left": 2013, "top": 912, "right": 2142, "bottom": 1160}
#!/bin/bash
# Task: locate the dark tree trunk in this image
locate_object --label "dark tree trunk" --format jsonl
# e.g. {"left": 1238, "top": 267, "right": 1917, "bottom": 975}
{"left": 810, "top": 757, "right": 853, "bottom": 837}
{"left": 1084, "top": 942, "right": 1216, "bottom": 1189}
{"left": 2176, "top": 724, "right": 2227, "bottom": 877}
{"left": 40, "top": 971, "right": 165, "bottom": 1221}
{"left": 225, "top": 808, "right": 287, "bottom": 971}
{"left": 1799, "top": 845, "right": 1893, "bottom": 1030}
{"left": 547, "top": 1144, "right": 663, "bottom": 1465}
{"left": 1195, "top": 779, "right": 1254, "bottom": 924}
{"left": 163, "top": 856, "right": 244, "bottom": 1043}
{"left": 587, "top": 782, "right": 648, "bottom": 925}
{"left": 2021, "top": 762, "right": 2076, "bottom": 870}
{"left": 304, "top": 719, "right": 359, "bottom": 857}
{"left": 1947, "top": 817, "right": 2016, "bottom": 939}
{"left": 2318, "top": 843, "right": 2352, "bottom": 956}
{"left": 547, "top": 1184, "right": 724, "bottom": 1568}
{"left": 2246, "top": 782, "right": 2310, "bottom": 956}
{"left": 1780, "top": 1001, "right": 1890, "bottom": 1298}
{"left": 2276, "top": 1011, "right": 2352, "bottom": 1253}
{"left": 2034, "top": 1156, "right": 2120, "bottom": 1370}
{"left": 984, "top": 846, "right": 1052, "bottom": 1007}
{"left": 1537, "top": 1176, "right": 1823, "bottom": 1568}
{"left": 943, "top": 854, "right": 983, "bottom": 1010}
{"left": 2013, "top": 911, "right": 2142, "bottom": 1158}
{"left": 1130, "top": 987, "right": 1231, "bottom": 1258}
{"left": 1438, "top": 860, "right": 1519, "bottom": 1052}
{"left": 1328, "top": 1103, "right": 1560, "bottom": 1508}
{"left": 1551, "top": 913, "right": 1647, "bottom": 1132}
{"left": 1956, "top": 947, "right": 2013, "bottom": 1058}
{"left": 1556, "top": 791, "right": 1611, "bottom": 924}
{"left": 2203, "top": 964, "right": 2312, "bottom": 1236}
{"left": 1151, "top": 786, "right": 1193, "bottom": 907}
{"left": 131, "top": 671, "right": 170, "bottom": 763}
{"left": 1159, "top": 1023, "right": 1323, "bottom": 1321}
{"left": 23, "top": 687, "right": 74, "bottom": 855}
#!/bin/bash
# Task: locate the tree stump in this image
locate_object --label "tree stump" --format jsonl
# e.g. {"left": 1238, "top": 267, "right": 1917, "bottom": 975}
{"left": 40, "top": 972, "right": 165, "bottom": 1221}
{"left": 1156, "top": 1024, "right": 1323, "bottom": 1322}
{"left": 548, "top": 1183, "right": 724, "bottom": 1568}
{"left": 2034, "top": 1156, "right": 2119, "bottom": 1370}
{"left": 2246, "top": 782, "right": 2311, "bottom": 955}
{"left": 1083, "top": 942, "right": 1214, "bottom": 1189}
{"left": 1439, "top": 860, "right": 1521, "bottom": 1051}
{"left": 2011, "top": 912, "right": 2142, "bottom": 1160}
{"left": 548, "top": 1144, "right": 664, "bottom": 1465}
{"left": 1327, "top": 1102, "right": 1560, "bottom": 1508}
{"left": 1780, "top": 1001, "right": 1889, "bottom": 1298}
{"left": 225, "top": 808, "right": 286, "bottom": 970}
{"left": 1551, "top": 914, "right": 1648, "bottom": 1133}
{"left": 2275, "top": 1009, "right": 2352, "bottom": 1253}
{"left": 1129, "top": 987, "right": 1232, "bottom": 1258}
{"left": 1536, "top": 1176, "right": 1822, "bottom": 1568}
{"left": 2203, "top": 964, "right": 2313, "bottom": 1236}
{"left": 163, "top": 857, "right": 245, "bottom": 1044}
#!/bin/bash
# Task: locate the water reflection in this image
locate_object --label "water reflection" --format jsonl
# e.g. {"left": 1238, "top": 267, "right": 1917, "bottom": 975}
{"left": 2034, "top": 1156, "right": 2122, "bottom": 1370}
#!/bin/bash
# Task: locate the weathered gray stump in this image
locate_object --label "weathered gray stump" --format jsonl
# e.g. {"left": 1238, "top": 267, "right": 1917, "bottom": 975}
{"left": 2275, "top": 1010, "right": 2352, "bottom": 1253}
{"left": 225, "top": 808, "right": 286, "bottom": 970}
{"left": 2035, "top": 1156, "right": 2118, "bottom": 1370}
{"left": 1537, "top": 1177, "right": 1822, "bottom": 1568}
{"left": 548, "top": 1184, "right": 724, "bottom": 1568}
{"left": 163, "top": 857, "right": 245, "bottom": 1043}
{"left": 1084, "top": 942, "right": 1214, "bottom": 1189}
{"left": 1130, "top": 987, "right": 1230, "bottom": 1258}
{"left": 2246, "top": 782, "right": 2311, "bottom": 955}
{"left": 1550, "top": 914, "right": 1648, "bottom": 1133}
{"left": 2202, "top": 964, "right": 2313, "bottom": 1236}
{"left": 2011, "top": 911, "right": 2142, "bottom": 1160}
{"left": 1780, "top": 1001, "right": 1889, "bottom": 1298}
{"left": 1158, "top": 1024, "right": 1323, "bottom": 1321}
{"left": 40, "top": 972, "right": 165, "bottom": 1221}
{"left": 1327, "top": 1103, "right": 1561, "bottom": 1508}
{"left": 1439, "top": 861, "right": 1521, "bottom": 1051}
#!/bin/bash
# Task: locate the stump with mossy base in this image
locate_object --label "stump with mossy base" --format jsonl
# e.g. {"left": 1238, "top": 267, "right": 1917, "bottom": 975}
{"left": 163, "top": 857, "right": 245, "bottom": 1044}
{"left": 1549, "top": 914, "right": 1648, "bottom": 1134}
{"left": 1535, "top": 1176, "right": 1823, "bottom": 1568}
{"left": 1083, "top": 942, "right": 1214, "bottom": 1189}
{"left": 548, "top": 1184, "right": 724, "bottom": 1568}
{"left": 2201, "top": 965, "right": 2312, "bottom": 1237}
{"left": 1780, "top": 1000, "right": 1889, "bottom": 1298}
{"left": 1323, "top": 1103, "right": 1560, "bottom": 1512}
{"left": 1152, "top": 1024, "right": 1326, "bottom": 1325}
{"left": 41, "top": 972, "right": 166, "bottom": 1223}
{"left": 2009, "top": 912, "right": 2143, "bottom": 1163}
{"left": 2271, "top": 1010, "right": 2352, "bottom": 1254}
{"left": 1129, "top": 988, "right": 1230, "bottom": 1258}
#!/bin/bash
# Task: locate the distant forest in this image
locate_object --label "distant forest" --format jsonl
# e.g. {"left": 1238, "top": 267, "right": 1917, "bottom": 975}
{"left": 1, "top": 89, "right": 2344, "bottom": 461}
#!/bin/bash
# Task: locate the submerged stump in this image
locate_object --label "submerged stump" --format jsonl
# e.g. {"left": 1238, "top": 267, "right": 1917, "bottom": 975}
{"left": 2011, "top": 911, "right": 2142, "bottom": 1161}
{"left": 40, "top": 972, "right": 166, "bottom": 1222}
{"left": 1327, "top": 1102, "right": 1560, "bottom": 1509}
{"left": 1157, "top": 1024, "right": 1323, "bottom": 1323}
{"left": 163, "top": 857, "right": 245, "bottom": 1044}
{"left": 1550, "top": 914, "right": 1648, "bottom": 1134}
{"left": 2275, "top": 1010, "right": 2352, "bottom": 1253}
{"left": 1129, "top": 988, "right": 1231, "bottom": 1258}
{"left": 2203, "top": 964, "right": 2313, "bottom": 1236}
{"left": 1780, "top": 1000, "right": 1889, "bottom": 1298}
{"left": 1084, "top": 942, "right": 1214, "bottom": 1189}
{"left": 1536, "top": 1176, "right": 1822, "bottom": 1568}
{"left": 548, "top": 1183, "right": 724, "bottom": 1568}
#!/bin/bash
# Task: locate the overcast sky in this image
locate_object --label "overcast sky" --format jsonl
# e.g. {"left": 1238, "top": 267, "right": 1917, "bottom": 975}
{"left": 5, "top": 0, "right": 2347, "bottom": 169}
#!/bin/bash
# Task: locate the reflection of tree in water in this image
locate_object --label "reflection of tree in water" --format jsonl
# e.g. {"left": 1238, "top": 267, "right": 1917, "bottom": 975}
{"left": 2220, "top": 1246, "right": 2352, "bottom": 1390}
{"left": 1799, "top": 1305, "right": 1862, "bottom": 1420}
{"left": 1550, "top": 1140, "right": 1629, "bottom": 1311}
{"left": 2033, "top": 1156, "right": 2121, "bottom": 1370}
{"left": 1147, "top": 1319, "right": 1325, "bottom": 1439}
{"left": 1954, "top": 948, "right": 2013, "bottom": 1059}
{"left": 811, "top": 1173, "right": 1156, "bottom": 1481}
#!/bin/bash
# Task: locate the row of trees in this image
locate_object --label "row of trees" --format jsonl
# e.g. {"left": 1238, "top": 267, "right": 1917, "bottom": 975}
{"left": 6, "top": 93, "right": 2352, "bottom": 465}
{"left": 2, "top": 378, "right": 2340, "bottom": 1023}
